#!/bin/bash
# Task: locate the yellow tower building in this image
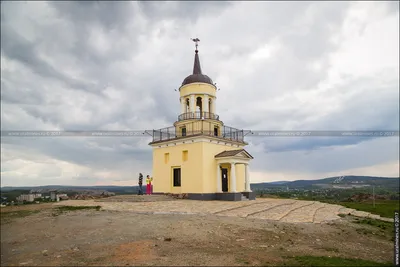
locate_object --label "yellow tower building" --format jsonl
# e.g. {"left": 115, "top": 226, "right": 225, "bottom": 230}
{"left": 149, "top": 40, "right": 255, "bottom": 201}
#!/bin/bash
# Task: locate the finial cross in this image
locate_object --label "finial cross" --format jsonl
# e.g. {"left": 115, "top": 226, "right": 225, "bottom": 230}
{"left": 191, "top": 38, "right": 200, "bottom": 50}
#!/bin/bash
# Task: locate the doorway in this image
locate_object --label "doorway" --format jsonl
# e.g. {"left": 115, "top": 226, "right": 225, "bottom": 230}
{"left": 221, "top": 168, "right": 228, "bottom": 192}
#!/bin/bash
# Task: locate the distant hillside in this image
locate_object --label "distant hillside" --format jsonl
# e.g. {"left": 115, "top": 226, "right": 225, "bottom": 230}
{"left": 251, "top": 176, "right": 400, "bottom": 191}
{"left": 266, "top": 181, "right": 291, "bottom": 185}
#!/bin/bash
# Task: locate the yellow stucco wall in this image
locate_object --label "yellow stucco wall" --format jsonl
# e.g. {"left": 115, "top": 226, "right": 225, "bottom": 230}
{"left": 152, "top": 139, "right": 248, "bottom": 194}
{"left": 152, "top": 142, "right": 204, "bottom": 194}
{"left": 180, "top": 83, "right": 216, "bottom": 98}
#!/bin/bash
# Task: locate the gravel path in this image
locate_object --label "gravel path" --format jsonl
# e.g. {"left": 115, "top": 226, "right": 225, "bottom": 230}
{"left": 53, "top": 196, "right": 393, "bottom": 223}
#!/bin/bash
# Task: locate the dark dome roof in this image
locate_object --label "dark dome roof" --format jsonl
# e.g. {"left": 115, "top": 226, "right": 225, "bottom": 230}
{"left": 182, "top": 74, "right": 214, "bottom": 86}
{"left": 181, "top": 49, "right": 215, "bottom": 88}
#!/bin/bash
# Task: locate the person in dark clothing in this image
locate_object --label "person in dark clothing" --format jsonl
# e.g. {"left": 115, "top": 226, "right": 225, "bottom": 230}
{"left": 138, "top": 173, "right": 144, "bottom": 195}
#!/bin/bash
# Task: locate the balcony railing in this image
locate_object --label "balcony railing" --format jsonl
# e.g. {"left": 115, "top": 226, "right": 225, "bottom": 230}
{"left": 178, "top": 111, "right": 219, "bottom": 121}
{"left": 149, "top": 121, "right": 245, "bottom": 143}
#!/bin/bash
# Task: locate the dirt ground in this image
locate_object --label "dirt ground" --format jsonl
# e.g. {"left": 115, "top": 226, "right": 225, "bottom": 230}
{"left": 0, "top": 196, "right": 394, "bottom": 266}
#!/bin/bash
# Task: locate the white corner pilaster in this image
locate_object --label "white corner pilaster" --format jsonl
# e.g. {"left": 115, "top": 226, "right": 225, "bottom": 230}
{"left": 203, "top": 94, "right": 209, "bottom": 114}
{"left": 245, "top": 163, "right": 251, "bottom": 192}
{"left": 190, "top": 94, "right": 195, "bottom": 113}
{"left": 217, "top": 164, "right": 222, "bottom": 192}
{"left": 212, "top": 97, "right": 216, "bottom": 114}
{"left": 230, "top": 162, "right": 236, "bottom": 193}
{"left": 180, "top": 97, "right": 186, "bottom": 114}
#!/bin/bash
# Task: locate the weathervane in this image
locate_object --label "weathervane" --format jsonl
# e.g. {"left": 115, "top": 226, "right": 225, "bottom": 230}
{"left": 191, "top": 38, "right": 200, "bottom": 51}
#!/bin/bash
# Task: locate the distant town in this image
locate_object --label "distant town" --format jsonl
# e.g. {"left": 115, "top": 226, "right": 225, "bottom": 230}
{"left": 0, "top": 188, "right": 115, "bottom": 207}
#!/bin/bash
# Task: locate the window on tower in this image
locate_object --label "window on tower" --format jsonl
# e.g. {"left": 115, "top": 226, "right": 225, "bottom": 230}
{"left": 181, "top": 127, "right": 186, "bottom": 136}
{"left": 214, "top": 126, "right": 219, "bottom": 136}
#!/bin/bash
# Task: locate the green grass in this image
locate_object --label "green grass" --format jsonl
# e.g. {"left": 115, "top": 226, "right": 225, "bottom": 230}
{"left": 321, "top": 247, "right": 340, "bottom": 253}
{"left": 352, "top": 217, "right": 394, "bottom": 241}
{"left": 352, "top": 217, "right": 392, "bottom": 229}
{"left": 283, "top": 255, "right": 393, "bottom": 266}
{"left": 57, "top": 205, "right": 101, "bottom": 212}
{"left": 0, "top": 210, "right": 41, "bottom": 224}
{"left": 339, "top": 200, "right": 399, "bottom": 218}
{"left": 236, "top": 258, "right": 250, "bottom": 265}
{"left": 52, "top": 205, "right": 101, "bottom": 216}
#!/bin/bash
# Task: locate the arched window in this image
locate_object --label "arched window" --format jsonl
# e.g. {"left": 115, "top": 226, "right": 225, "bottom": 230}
{"left": 186, "top": 98, "right": 190, "bottom": 113}
{"left": 196, "top": 97, "right": 202, "bottom": 118}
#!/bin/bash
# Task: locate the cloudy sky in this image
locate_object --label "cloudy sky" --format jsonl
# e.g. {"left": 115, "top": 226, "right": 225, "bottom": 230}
{"left": 1, "top": 1, "right": 399, "bottom": 187}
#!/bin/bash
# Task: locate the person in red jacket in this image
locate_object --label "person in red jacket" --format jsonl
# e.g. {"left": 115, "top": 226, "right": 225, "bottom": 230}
{"left": 146, "top": 175, "right": 153, "bottom": 195}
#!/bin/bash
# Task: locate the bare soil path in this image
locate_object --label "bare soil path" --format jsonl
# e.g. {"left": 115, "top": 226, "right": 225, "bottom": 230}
{"left": 0, "top": 196, "right": 394, "bottom": 266}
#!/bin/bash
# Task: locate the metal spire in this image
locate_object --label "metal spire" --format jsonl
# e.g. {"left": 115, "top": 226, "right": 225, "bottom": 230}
{"left": 191, "top": 38, "right": 202, "bottom": 74}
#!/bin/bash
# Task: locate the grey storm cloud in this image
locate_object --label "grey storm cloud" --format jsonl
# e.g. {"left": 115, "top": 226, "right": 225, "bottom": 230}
{"left": 1, "top": 1, "right": 398, "bottom": 186}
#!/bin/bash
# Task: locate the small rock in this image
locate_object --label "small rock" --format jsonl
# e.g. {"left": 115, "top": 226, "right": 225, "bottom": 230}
{"left": 274, "top": 236, "right": 280, "bottom": 239}
{"left": 157, "top": 237, "right": 163, "bottom": 240}
{"left": 280, "top": 231, "right": 285, "bottom": 234}
{"left": 42, "top": 250, "right": 48, "bottom": 256}
{"left": 164, "top": 237, "right": 172, "bottom": 241}
{"left": 236, "top": 239, "right": 245, "bottom": 241}
{"left": 56, "top": 255, "right": 61, "bottom": 258}
{"left": 316, "top": 239, "right": 321, "bottom": 242}
{"left": 73, "top": 247, "right": 79, "bottom": 252}
{"left": 259, "top": 245, "right": 268, "bottom": 248}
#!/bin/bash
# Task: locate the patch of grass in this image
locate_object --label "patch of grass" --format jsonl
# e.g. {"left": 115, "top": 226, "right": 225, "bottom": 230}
{"left": 0, "top": 210, "right": 41, "bottom": 224}
{"left": 52, "top": 205, "right": 101, "bottom": 216}
{"left": 352, "top": 218, "right": 393, "bottom": 240}
{"left": 57, "top": 205, "right": 101, "bottom": 212}
{"left": 339, "top": 200, "right": 399, "bottom": 218}
{"left": 322, "top": 247, "right": 339, "bottom": 253}
{"left": 236, "top": 258, "right": 250, "bottom": 265}
{"left": 355, "top": 228, "right": 374, "bottom": 235}
{"left": 283, "top": 255, "right": 392, "bottom": 266}
{"left": 352, "top": 218, "right": 391, "bottom": 229}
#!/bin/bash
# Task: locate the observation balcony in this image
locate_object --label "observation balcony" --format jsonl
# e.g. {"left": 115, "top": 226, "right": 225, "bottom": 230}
{"left": 178, "top": 111, "right": 219, "bottom": 121}
{"left": 149, "top": 120, "right": 246, "bottom": 144}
